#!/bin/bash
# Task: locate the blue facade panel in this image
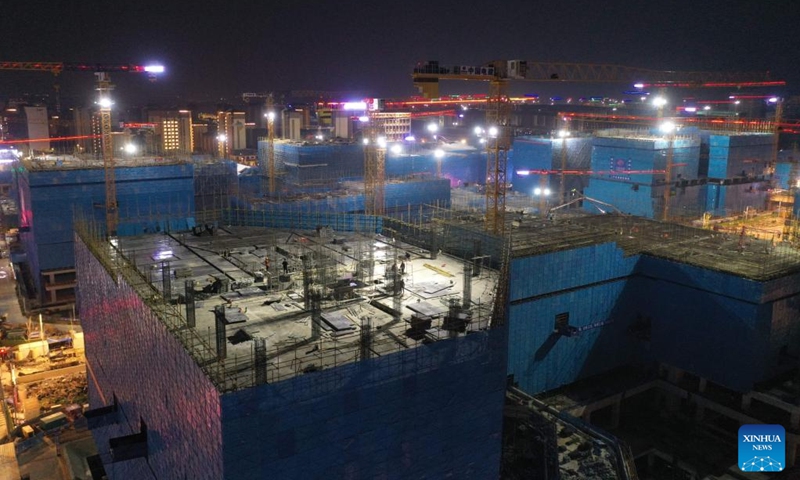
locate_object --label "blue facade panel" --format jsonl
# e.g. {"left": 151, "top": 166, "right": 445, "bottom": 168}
{"left": 509, "top": 277, "right": 648, "bottom": 394}
{"left": 508, "top": 240, "right": 800, "bottom": 395}
{"left": 76, "top": 238, "right": 224, "bottom": 480}
{"left": 705, "top": 182, "right": 768, "bottom": 217}
{"left": 221, "top": 328, "right": 507, "bottom": 479}
{"left": 774, "top": 162, "right": 793, "bottom": 190}
{"left": 19, "top": 163, "right": 195, "bottom": 301}
{"left": 707, "top": 134, "right": 773, "bottom": 179}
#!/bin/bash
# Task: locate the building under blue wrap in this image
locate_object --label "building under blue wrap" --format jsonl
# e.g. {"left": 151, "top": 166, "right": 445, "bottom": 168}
{"left": 75, "top": 213, "right": 507, "bottom": 479}
{"left": 506, "top": 214, "right": 800, "bottom": 395}
{"left": 16, "top": 158, "right": 195, "bottom": 305}
{"left": 511, "top": 136, "right": 593, "bottom": 201}
{"left": 583, "top": 130, "right": 773, "bottom": 219}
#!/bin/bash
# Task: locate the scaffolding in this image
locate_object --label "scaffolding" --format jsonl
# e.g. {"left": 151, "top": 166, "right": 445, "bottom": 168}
{"left": 74, "top": 203, "right": 503, "bottom": 394}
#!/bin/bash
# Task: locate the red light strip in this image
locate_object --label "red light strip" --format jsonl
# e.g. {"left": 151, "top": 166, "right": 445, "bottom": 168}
{"left": 0, "top": 134, "right": 100, "bottom": 144}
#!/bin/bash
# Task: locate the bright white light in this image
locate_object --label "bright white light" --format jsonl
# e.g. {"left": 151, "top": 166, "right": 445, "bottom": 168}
{"left": 390, "top": 144, "right": 403, "bottom": 154}
{"left": 315, "top": 135, "right": 323, "bottom": 141}
{"left": 684, "top": 107, "right": 697, "bottom": 113}
{"left": 434, "top": 149, "right": 445, "bottom": 159}
{"left": 343, "top": 102, "right": 367, "bottom": 110}
{"left": 155, "top": 249, "right": 173, "bottom": 260}
{"left": 474, "top": 126, "right": 483, "bottom": 135}
{"left": 266, "top": 111, "right": 275, "bottom": 121}
{"left": 98, "top": 97, "right": 113, "bottom": 109}
{"left": 460, "top": 138, "right": 467, "bottom": 144}
{"left": 768, "top": 97, "right": 779, "bottom": 103}
{"left": 633, "top": 83, "right": 644, "bottom": 89}
{"left": 659, "top": 121, "right": 676, "bottom": 134}
{"left": 558, "top": 130, "right": 570, "bottom": 138}
{"left": 362, "top": 138, "right": 369, "bottom": 145}
{"left": 358, "top": 116, "right": 369, "bottom": 122}
{"left": 217, "top": 134, "right": 228, "bottom": 142}
{"left": 652, "top": 97, "right": 667, "bottom": 108}
{"left": 703, "top": 105, "right": 711, "bottom": 111}
{"left": 124, "top": 144, "right": 137, "bottom": 154}
{"left": 516, "top": 170, "right": 530, "bottom": 176}
{"left": 427, "top": 123, "right": 439, "bottom": 133}
{"left": 377, "top": 136, "right": 387, "bottom": 148}
{"left": 404, "top": 135, "right": 416, "bottom": 142}
{"left": 543, "top": 188, "right": 551, "bottom": 196}
{"left": 144, "top": 65, "right": 165, "bottom": 73}
{"left": 479, "top": 138, "right": 487, "bottom": 144}
{"left": 641, "top": 96, "right": 647, "bottom": 102}
{"left": 734, "top": 100, "right": 741, "bottom": 105}
{"left": 488, "top": 126, "right": 499, "bottom": 137}
{"left": 534, "top": 188, "right": 542, "bottom": 196}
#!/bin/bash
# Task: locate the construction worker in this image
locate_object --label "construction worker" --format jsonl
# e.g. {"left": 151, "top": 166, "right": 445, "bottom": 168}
{"left": 282, "top": 259, "right": 289, "bottom": 274}
{"left": 400, "top": 261, "right": 406, "bottom": 275}
{"left": 264, "top": 257, "right": 270, "bottom": 271}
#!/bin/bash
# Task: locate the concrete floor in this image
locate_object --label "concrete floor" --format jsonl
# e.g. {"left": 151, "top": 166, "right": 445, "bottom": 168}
{"left": 116, "top": 225, "right": 500, "bottom": 389}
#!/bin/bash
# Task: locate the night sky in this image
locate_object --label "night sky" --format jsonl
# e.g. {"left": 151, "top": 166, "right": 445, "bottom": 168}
{"left": 1, "top": 0, "right": 799, "bottom": 107}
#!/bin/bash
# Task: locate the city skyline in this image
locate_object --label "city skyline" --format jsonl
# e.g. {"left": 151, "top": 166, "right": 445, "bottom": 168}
{"left": 1, "top": 0, "right": 798, "bottom": 106}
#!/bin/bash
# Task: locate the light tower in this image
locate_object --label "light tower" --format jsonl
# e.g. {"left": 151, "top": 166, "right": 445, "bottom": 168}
{"left": 265, "top": 94, "right": 276, "bottom": 197}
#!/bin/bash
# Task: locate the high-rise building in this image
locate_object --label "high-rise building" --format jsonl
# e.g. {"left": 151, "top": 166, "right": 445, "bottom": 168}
{"left": 147, "top": 109, "right": 194, "bottom": 155}
{"left": 216, "top": 110, "right": 246, "bottom": 157}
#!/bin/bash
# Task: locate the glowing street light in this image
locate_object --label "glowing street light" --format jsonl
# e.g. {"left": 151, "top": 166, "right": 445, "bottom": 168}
{"left": 558, "top": 130, "right": 570, "bottom": 138}
{"left": 124, "top": 143, "right": 137, "bottom": 154}
{"left": 427, "top": 123, "right": 439, "bottom": 134}
{"left": 488, "top": 126, "right": 499, "bottom": 137}
{"left": 377, "top": 136, "right": 387, "bottom": 148}
{"left": 474, "top": 126, "right": 484, "bottom": 136}
{"left": 659, "top": 121, "right": 676, "bottom": 134}
{"left": 98, "top": 97, "right": 113, "bottom": 109}
{"left": 434, "top": 148, "right": 445, "bottom": 178}
{"left": 390, "top": 144, "right": 403, "bottom": 155}
{"left": 652, "top": 97, "right": 667, "bottom": 108}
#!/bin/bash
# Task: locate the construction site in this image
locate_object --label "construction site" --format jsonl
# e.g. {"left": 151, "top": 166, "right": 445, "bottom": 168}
{"left": 2, "top": 57, "right": 800, "bottom": 479}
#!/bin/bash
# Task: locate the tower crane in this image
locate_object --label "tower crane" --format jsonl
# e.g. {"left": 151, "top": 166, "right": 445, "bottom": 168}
{"left": 0, "top": 61, "right": 165, "bottom": 236}
{"left": 412, "top": 60, "right": 783, "bottom": 234}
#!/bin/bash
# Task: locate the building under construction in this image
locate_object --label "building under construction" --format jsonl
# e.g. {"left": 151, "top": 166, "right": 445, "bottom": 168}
{"left": 14, "top": 155, "right": 195, "bottom": 306}
{"left": 75, "top": 210, "right": 507, "bottom": 479}
{"left": 14, "top": 97, "right": 800, "bottom": 477}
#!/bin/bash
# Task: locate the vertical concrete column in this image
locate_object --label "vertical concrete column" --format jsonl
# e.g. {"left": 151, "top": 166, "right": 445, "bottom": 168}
{"left": 161, "top": 260, "right": 171, "bottom": 301}
{"left": 214, "top": 305, "right": 227, "bottom": 360}
{"left": 254, "top": 337, "right": 267, "bottom": 384}
{"left": 185, "top": 280, "right": 196, "bottom": 328}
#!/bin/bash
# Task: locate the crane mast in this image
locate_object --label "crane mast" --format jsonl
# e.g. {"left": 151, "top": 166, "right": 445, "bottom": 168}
{"left": 95, "top": 72, "right": 118, "bottom": 236}
{"left": 484, "top": 79, "right": 511, "bottom": 235}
